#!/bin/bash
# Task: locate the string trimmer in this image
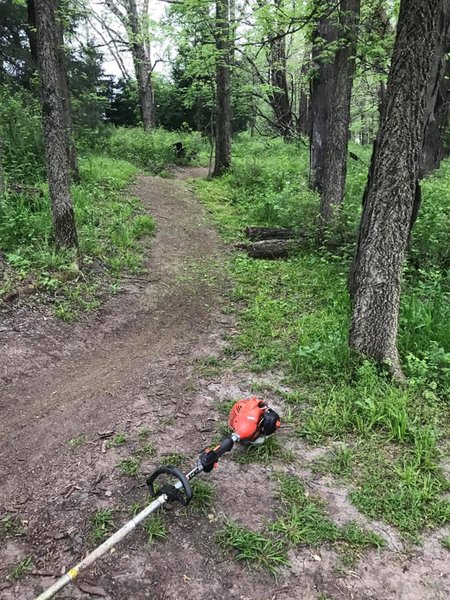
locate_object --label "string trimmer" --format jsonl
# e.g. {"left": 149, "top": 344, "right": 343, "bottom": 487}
{"left": 36, "top": 398, "right": 281, "bottom": 600}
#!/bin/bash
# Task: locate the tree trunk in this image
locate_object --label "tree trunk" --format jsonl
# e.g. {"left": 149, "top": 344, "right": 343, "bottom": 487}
{"left": 213, "top": 0, "right": 231, "bottom": 176}
{"left": 421, "top": 13, "right": 450, "bottom": 178}
{"left": 56, "top": 1, "right": 80, "bottom": 182}
{"left": 268, "top": 26, "right": 293, "bottom": 140}
{"left": 309, "top": 3, "right": 338, "bottom": 192}
{"left": 349, "top": 0, "right": 444, "bottom": 378}
{"left": 410, "top": 9, "right": 450, "bottom": 236}
{"left": 128, "top": 0, "right": 155, "bottom": 131}
{"left": 298, "top": 60, "right": 310, "bottom": 137}
{"left": 318, "top": 0, "right": 360, "bottom": 240}
{"left": 26, "top": 0, "right": 38, "bottom": 68}
{"left": 35, "top": 0, "right": 78, "bottom": 249}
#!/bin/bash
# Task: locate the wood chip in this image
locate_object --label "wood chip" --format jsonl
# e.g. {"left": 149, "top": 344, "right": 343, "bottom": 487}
{"left": 98, "top": 430, "right": 114, "bottom": 439}
{"left": 77, "top": 582, "right": 107, "bottom": 596}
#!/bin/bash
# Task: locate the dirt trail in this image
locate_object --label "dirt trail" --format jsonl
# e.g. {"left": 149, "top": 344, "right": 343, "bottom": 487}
{"left": 1, "top": 169, "right": 449, "bottom": 600}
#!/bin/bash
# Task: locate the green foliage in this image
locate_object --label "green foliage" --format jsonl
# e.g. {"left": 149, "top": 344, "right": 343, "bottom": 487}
{"left": 107, "top": 433, "right": 128, "bottom": 448}
{"left": 442, "top": 535, "right": 450, "bottom": 551}
{"left": 196, "top": 135, "right": 450, "bottom": 540}
{"left": 68, "top": 434, "right": 86, "bottom": 449}
{"left": 0, "top": 155, "right": 155, "bottom": 316}
{"left": 0, "top": 85, "right": 45, "bottom": 184}
{"left": 190, "top": 480, "right": 216, "bottom": 513}
{"left": 89, "top": 509, "right": 115, "bottom": 543}
{"left": 349, "top": 447, "right": 450, "bottom": 537}
{"left": 136, "top": 442, "right": 156, "bottom": 459}
{"left": 161, "top": 452, "right": 188, "bottom": 468}
{"left": 145, "top": 514, "right": 168, "bottom": 544}
{"left": 106, "top": 127, "right": 206, "bottom": 174}
{"left": 273, "top": 474, "right": 384, "bottom": 553}
{"left": 0, "top": 516, "right": 24, "bottom": 539}
{"left": 234, "top": 435, "right": 294, "bottom": 465}
{"left": 218, "top": 521, "right": 289, "bottom": 575}
{"left": 117, "top": 457, "right": 140, "bottom": 477}
{"left": 9, "top": 557, "right": 33, "bottom": 581}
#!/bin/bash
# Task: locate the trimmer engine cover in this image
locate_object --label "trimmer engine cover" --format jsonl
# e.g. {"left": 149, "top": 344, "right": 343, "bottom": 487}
{"left": 228, "top": 397, "right": 280, "bottom": 442}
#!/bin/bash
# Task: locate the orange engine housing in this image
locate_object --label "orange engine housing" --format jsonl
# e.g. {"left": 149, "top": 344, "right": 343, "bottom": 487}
{"left": 228, "top": 397, "right": 267, "bottom": 441}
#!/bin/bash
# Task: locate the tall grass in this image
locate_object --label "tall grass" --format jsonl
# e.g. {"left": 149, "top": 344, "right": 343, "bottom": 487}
{"left": 106, "top": 127, "right": 208, "bottom": 173}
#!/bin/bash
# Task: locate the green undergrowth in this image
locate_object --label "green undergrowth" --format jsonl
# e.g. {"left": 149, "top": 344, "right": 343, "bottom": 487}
{"left": 218, "top": 473, "right": 383, "bottom": 574}
{"left": 0, "top": 155, "right": 155, "bottom": 318}
{"left": 195, "top": 135, "right": 450, "bottom": 541}
{"left": 106, "top": 127, "right": 208, "bottom": 174}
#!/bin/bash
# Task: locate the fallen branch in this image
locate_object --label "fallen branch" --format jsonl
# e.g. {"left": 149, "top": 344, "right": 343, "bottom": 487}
{"left": 244, "top": 226, "right": 297, "bottom": 241}
{"left": 245, "top": 239, "right": 302, "bottom": 259}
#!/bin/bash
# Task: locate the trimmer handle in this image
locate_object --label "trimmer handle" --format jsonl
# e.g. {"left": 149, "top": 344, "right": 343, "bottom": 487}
{"left": 146, "top": 465, "right": 193, "bottom": 506}
{"left": 200, "top": 435, "right": 235, "bottom": 473}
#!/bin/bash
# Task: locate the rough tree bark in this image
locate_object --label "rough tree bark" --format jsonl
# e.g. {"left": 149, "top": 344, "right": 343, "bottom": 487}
{"left": 298, "top": 59, "right": 310, "bottom": 137}
{"left": 267, "top": 2, "right": 293, "bottom": 140}
{"left": 318, "top": 0, "right": 360, "bottom": 240}
{"left": 35, "top": 0, "right": 78, "bottom": 248}
{"left": 410, "top": 8, "right": 450, "bottom": 236}
{"left": 56, "top": 1, "right": 80, "bottom": 182}
{"left": 128, "top": 0, "right": 155, "bottom": 131}
{"left": 349, "top": 0, "right": 444, "bottom": 379}
{"left": 309, "top": 2, "right": 338, "bottom": 192}
{"left": 26, "top": 0, "right": 38, "bottom": 67}
{"left": 213, "top": 0, "right": 232, "bottom": 176}
{"left": 27, "top": 0, "right": 79, "bottom": 181}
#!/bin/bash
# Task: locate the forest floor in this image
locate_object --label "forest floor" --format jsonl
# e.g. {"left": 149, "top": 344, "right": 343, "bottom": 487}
{"left": 0, "top": 167, "right": 449, "bottom": 600}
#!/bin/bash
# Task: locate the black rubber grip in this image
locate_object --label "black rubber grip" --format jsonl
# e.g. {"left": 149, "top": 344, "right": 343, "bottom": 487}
{"left": 200, "top": 436, "right": 234, "bottom": 473}
{"left": 146, "top": 466, "right": 193, "bottom": 506}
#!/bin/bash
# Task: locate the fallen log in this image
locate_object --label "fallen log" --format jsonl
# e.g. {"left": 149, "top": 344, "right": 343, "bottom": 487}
{"left": 244, "top": 226, "right": 296, "bottom": 241}
{"left": 245, "top": 239, "right": 301, "bottom": 259}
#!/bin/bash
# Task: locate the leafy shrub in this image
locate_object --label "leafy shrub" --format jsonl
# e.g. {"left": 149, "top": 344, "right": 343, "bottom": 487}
{"left": 106, "top": 127, "right": 206, "bottom": 173}
{"left": 0, "top": 84, "right": 45, "bottom": 183}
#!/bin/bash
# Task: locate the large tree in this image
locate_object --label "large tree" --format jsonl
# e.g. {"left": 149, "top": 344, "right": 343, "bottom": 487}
{"left": 104, "top": 0, "right": 155, "bottom": 130}
{"left": 349, "top": 0, "right": 446, "bottom": 379}
{"left": 309, "top": 0, "right": 360, "bottom": 243}
{"left": 318, "top": 0, "right": 360, "bottom": 240}
{"left": 35, "top": 0, "right": 78, "bottom": 248}
{"left": 213, "top": 0, "right": 232, "bottom": 176}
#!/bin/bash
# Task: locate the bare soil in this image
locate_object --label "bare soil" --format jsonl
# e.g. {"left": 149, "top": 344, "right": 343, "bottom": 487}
{"left": 1, "top": 168, "right": 449, "bottom": 600}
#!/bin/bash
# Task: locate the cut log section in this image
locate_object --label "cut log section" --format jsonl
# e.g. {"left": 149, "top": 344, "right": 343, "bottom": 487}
{"left": 245, "top": 239, "right": 301, "bottom": 259}
{"left": 244, "top": 226, "right": 296, "bottom": 241}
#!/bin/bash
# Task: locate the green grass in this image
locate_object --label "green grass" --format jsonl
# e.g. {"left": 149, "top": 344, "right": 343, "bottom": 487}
{"left": 117, "top": 457, "right": 140, "bottom": 477}
{"left": 138, "top": 427, "right": 151, "bottom": 440}
{"left": 68, "top": 434, "right": 86, "bottom": 449}
{"left": 161, "top": 452, "right": 188, "bottom": 468}
{"left": 0, "top": 516, "right": 24, "bottom": 539}
{"left": 272, "top": 475, "right": 384, "bottom": 556}
{"left": 195, "top": 134, "right": 450, "bottom": 542}
{"left": 145, "top": 514, "right": 168, "bottom": 544}
{"left": 0, "top": 155, "right": 155, "bottom": 318}
{"left": 218, "top": 521, "right": 289, "bottom": 575}
{"left": 136, "top": 442, "right": 156, "bottom": 458}
{"left": 441, "top": 535, "right": 450, "bottom": 551}
{"left": 106, "top": 127, "right": 207, "bottom": 174}
{"left": 9, "top": 557, "right": 33, "bottom": 580}
{"left": 107, "top": 433, "right": 128, "bottom": 448}
{"left": 89, "top": 508, "right": 115, "bottom": 543}
{"left": 349, "top": 443, "right": 450, "bottom": 538}
{"left": 234, "top": 435, "right": 294, "bottom": 465}
{"left": 191, "top": 480, "right": 216, "bottom": 513}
